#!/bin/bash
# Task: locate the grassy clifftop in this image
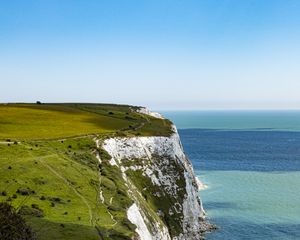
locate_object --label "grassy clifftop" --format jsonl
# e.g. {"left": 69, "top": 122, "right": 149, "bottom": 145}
{"left": 0, "top": 103, "right": 173, "bottom": 240}
{"left": 0, "top": 103, "right": 173, "bottom": 140}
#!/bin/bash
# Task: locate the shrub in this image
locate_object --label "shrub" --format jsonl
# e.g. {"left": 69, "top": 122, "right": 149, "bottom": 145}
{"left": 16, "top": 188, "right": 35, "bottom": 196}
{"left": 40, "top": 196, "right": 46, "bottom": 200}
{"left": 47, "top": 197, "right": 63, "bottom": 203}
{"left": 31, "top": 204, "right": 39, "bottom": 209}
{"left": 19, "top": 205, "right": 44, "bottom": 218}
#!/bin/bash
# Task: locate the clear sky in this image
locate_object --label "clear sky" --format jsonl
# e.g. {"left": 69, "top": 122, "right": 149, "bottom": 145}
{"left": 1, "top": 0, "right": 300, "bottom": 110}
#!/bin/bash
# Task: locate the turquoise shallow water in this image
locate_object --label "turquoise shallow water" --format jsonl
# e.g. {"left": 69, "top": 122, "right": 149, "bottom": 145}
{"left": 199, "top": 171, "right": 300, "bottom": 240}
{"left": 162, "top": 111, "right": 300, "bottom": 240}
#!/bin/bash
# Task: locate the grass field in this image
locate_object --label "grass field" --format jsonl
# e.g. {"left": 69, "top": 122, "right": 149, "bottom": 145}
{"left": 0, "top": 103, "right": 172, "bottom": 140}
{"left": 0, "top": 103, "right": 173, "bottom": 239}
{"left": 0, "top": 137, "right": 137, "bottom": 239}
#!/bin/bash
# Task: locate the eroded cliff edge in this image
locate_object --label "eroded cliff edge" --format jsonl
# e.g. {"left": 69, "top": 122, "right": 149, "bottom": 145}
{"left": 98, "top": 109, "right": 213, "bottom": 239}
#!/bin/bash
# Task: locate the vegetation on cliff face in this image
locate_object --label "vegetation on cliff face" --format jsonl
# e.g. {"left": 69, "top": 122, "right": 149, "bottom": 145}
{"left": 0, "top": 103, "right": 174, "bottom": 239}
{"left": 124, "top": 155, "right": 187, "bottom": 237}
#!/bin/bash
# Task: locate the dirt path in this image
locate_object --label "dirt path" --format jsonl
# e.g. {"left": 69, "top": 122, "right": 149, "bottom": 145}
{"left": 132, "top": 113, "right": 150, "bottom": 131}
{"left": 0, "top": 141, "right": 20, "bottom": 145}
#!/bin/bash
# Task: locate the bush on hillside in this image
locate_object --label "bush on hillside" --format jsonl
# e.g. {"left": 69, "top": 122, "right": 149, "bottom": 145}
{"left": 16, "top": 187, "right": 35, "bottom": 196}
{"left": 19, "top": 205, "right": 44, "bottom": 218}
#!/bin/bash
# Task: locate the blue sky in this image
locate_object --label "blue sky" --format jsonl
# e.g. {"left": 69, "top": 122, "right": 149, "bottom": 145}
{"left": 1, "top": 0, "right": 300, "bottom": 110}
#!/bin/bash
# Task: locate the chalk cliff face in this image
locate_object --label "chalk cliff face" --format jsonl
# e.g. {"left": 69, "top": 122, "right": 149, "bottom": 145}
{"left": 101, "top": 109, "right": 210, "bottom": 240}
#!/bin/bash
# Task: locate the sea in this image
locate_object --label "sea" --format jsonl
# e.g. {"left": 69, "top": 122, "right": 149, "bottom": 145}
{"left": 162, "top": 111, "right": 300, "bottom": 240}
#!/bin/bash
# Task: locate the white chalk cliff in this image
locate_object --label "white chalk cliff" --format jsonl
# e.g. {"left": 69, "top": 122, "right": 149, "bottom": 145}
{"left": 102, "top": 109, "right": 210, "bottom": 240}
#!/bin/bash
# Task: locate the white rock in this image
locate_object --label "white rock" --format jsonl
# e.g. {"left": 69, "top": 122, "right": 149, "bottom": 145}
{"left": 102, "top": 125, "right": 206, "bottom": 239}
{"left": 127, "top": 203, "right": 153, "bottom": 240}
{"left": 136, "top": 107, "right": 164, "bottom": 119}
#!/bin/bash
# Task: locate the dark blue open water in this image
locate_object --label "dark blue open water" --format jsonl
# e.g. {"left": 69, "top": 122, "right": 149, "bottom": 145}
{"left": 162, "top": 111, "right": 300, "bottom": 240}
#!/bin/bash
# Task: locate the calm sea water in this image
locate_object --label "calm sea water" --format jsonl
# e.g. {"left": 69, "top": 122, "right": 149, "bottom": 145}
{"left": 162, "top": 111, "right": 300, "bottom": 240}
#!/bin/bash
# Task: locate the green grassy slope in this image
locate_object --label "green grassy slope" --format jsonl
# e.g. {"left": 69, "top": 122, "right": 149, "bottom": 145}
{"left": 0, "top": 103, "right": 173, "bottom": 240}
{"left": 0, "top": 103, "right": 172, "bottom": 140}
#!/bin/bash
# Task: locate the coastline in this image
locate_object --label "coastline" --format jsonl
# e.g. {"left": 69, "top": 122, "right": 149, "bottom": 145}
{"left": 196, "top": 176, "right": 208, "bottom": 191}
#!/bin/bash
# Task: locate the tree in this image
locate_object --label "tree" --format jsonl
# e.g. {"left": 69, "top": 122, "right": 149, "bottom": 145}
{"left": 0, "top": 202, "right": 35, "bottom": 240}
